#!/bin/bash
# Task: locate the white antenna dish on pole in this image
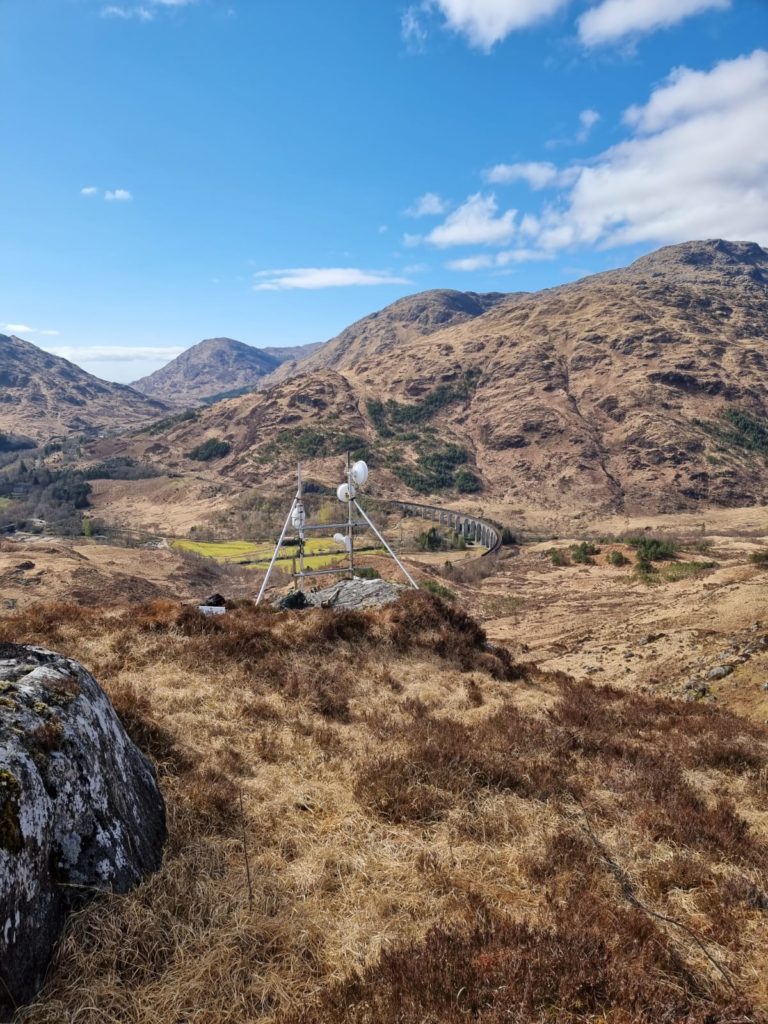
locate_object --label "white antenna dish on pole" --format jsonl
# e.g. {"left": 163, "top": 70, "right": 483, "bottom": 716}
{"left": 350, "top": 460, "right": 369, "bottom": 486}
{"left": 291, "top": 505, "right": 306, "bottom": 530}
{"left": 333, "top": 532, "right": 352, "bottom": 552}
{"left": 337, "top": 482, "right": 356, "bottom": 503}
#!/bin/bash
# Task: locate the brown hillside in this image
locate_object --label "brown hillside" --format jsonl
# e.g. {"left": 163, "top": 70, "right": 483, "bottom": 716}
{"left": 0, "top": 334, "right": 170, "bottom": 442}
{"left": 3, "top": 593, "right": 766, "bottom": 1022}
{"left": 132, "top": 337, "right": 319, "bottom": 405}
{"left": 88, "top": 240, "right": 768, "bottom": 521}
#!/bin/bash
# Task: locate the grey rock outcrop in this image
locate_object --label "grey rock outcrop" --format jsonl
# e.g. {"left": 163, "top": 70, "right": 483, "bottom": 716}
{"left": 0, "top": 644, "right": 166, "bottom": 1018}
{"left": 305, "top": 578, "right": 407, "bottom": 610}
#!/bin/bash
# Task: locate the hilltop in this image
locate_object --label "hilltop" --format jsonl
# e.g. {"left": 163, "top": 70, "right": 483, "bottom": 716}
{"left": 131, "top": 337, "right": 322, "bottom": 405}
{"left": 259, "top": 288, "right": 510, "bottom": 388}
{"left": 0, "top": 333, "right": 169, "bottom": 443}
{"left": 88, "top": 239, "right": 768, "bottom": 527}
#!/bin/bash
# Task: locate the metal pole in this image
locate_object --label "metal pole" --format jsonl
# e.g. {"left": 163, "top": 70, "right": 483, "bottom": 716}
{"left": 347, "top": 451, "right": 354, "bottom": 580}
{"left": 353, "top": 499, "right": 418, "bottom": 589}
{"left": 297, "top": 463, "right": 305, "bottom": 591}
{"left": 255, "top": 498, "right": 296, "bottom": 605}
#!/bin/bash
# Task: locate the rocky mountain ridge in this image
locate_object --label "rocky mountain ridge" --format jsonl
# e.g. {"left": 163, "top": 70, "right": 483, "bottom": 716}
{"left": 0, "top": 334, "right": 169, "bottom": 443}
{"left": 131, "top": 337, "right": 322, "bottom": 405}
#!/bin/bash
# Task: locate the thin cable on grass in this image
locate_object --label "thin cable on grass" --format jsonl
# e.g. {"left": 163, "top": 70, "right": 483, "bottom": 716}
{"left": 569, "top": 796, "right": 743, "bottom": 1003}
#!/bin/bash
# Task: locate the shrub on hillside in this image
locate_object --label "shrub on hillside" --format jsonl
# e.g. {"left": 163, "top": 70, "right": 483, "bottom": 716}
{"left": 626, "top": 535, "right": 677, "bottom": 562}
{"left": 187, "top": 438, "right": 232, "bottom": 461}
{"left": 571, "top": 541, "right": 600, "bottom": 564}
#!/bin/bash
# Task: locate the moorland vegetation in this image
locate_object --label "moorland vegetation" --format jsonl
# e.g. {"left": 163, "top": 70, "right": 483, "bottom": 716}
{"left": 1, "top": 593, "right": 766, "bottom": 1023}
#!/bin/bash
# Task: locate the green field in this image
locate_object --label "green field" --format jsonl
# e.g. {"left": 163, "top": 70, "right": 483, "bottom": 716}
{"left": 0, "top": 497, "right": 10, "bottom": 509}
{"left": 174, "top": 536, "right": 382, "bottom": 571}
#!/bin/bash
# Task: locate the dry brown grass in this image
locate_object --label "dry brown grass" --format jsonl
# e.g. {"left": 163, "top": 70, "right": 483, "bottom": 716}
{"left": 1, "top": 593, "right": 767, "bottom": 1023}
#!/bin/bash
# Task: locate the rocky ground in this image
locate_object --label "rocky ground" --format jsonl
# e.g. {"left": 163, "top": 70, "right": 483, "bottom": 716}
{"left": 479, "top": 525, "right": 768, "bottom": 725}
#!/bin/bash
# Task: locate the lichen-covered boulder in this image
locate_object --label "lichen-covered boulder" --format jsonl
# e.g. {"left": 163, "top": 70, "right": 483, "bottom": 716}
{"left": 305, "top": 578, "right": 407, "bottom": 610}
{"left": 0, "top": 643, "right": 166, "bottom": 1018}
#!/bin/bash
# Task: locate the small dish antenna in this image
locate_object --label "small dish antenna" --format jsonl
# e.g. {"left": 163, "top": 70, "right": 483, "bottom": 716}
{"left": 255, "top": 454, "right": 418, "bottom": 604}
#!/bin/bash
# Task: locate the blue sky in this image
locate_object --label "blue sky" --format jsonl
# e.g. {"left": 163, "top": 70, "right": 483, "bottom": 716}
{"left": 1, "top": 0, "right": 766, "bottom": 382}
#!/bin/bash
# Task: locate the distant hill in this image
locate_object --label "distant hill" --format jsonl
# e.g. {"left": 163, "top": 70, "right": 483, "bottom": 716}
{"left": 0, "top": 333, "right": 170, "bottom": 443}
{"left": 104, "top": 240, "right": 768, "bottom": 518}
{"left": 131, "top": 337, "right": 321, "bottom": 405}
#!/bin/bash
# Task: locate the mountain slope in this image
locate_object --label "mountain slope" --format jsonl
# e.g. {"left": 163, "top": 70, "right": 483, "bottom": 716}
{"left": 131, "top": 338, "right": 281, "bottom": 404}
{"left": 0, "top": 334, "right": 170, "bottom": 443}
{"left": 93, "top": 240, "right": 768, "bottom": 518}
{"left": 131, "top": 338, "right": 324, "bottom": 405}
{"left": 258, "top": 289, "right": 510, "bottom": 389}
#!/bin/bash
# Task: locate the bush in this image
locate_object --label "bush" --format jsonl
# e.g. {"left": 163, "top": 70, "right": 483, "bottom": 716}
{"left": 571, "top": 541, "right": 600, "bottom": 565}
{"left": 0, "top": 432, "right": 36, "bottom": 453}
{"left": 549, "top": 548, "right": 568, "bottom": 567}
{"left": 417, "top": 527, "right": 467, "bottom": 553}
{"left": 609, "top": 550, "right": 629, "bottom": 567}
{"left": 626, "top": 535, "right": 677, "bottom": 562}
{"left": 420, "top": 579, "right": 457, "bottom": 602}
{"left": 395, "top": 445, "right": 480, "bottom": 495}
{"left": 354, "top": 566, "right": 380, "bottom": 580}
{"left": 84, "top": 456, "right": 161, "bottom": 480}
{"left": 139, "top": 408, "right": 199, "bottom": 435}
{"left": 748, "top": 549, "right": 768, "bottom": 566}
{"left": 187, "top": 438, "right": 232, "bottom": 461}
{"left": 454, "top": 468, "right": 482, "bottom": 493}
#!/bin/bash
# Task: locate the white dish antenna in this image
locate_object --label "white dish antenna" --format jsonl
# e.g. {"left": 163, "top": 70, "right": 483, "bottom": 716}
{"left": 337, "top": 482, "right": 356, "bottom": 503}
{"left": 350, "top": 460, "right": 369, "bottom": 487}
{"left": 333, "top": 532, "right": 352, "bottom": 552}
{"left": 291, "top": 504, "right": 306, "bottom": 530}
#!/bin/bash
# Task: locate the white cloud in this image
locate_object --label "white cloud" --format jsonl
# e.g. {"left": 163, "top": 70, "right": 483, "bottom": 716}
{"left": 425, "top": 193, "right": 516, "bottom": 247}
{"left": 403, "top": 233, "right": 423, "bottom": 247}
{"left": 433, "top": 0, "right": 571, "bottom": 50}
{"left": 80, "top": 186, "right": 99, "bottom": 197}
{"left": 624, "top": 52, "right": 767, "bottom": 133}
{"left": 3, "top": 323, "right": 59, "bottom": 337}
{"left": 104, "top": 189, "right": 133, "bottom": 201}
{"left": 446, "top": 255, "right": 493, "bottom": 271}
{"left": 101, "top": 5, "right": 155, "bottom": 20}
{"left": 524, "top": 50, "right": 768, "bottom": 250}
{"left": 253, "top": 268, "right": 411, "bottom": 291}
{"left": 578, "top": 0, "right": 730, "bottom": 46}
{"left": 378, "top": 224, "right": 389, "bottom": 234}
{"left": 447, "top": 249, "right": 554, "bottom": 271}
{"left": 496, "top": 248, "right": 554, "bottom": 265}
{"left": 50, "top": 344, "right": 184, "bottom": 364}
{"left": 405, "top": 192, "right": 448, "bottom": 217}
{"left": 401, "top": 5, "right": 429, "bottom": 52}
{"left": 483, "top": 161, "right": 559, "bottom": 189}
{"left": 577, "top": 108, "right": 600, "bottom": 141}
{"left": 101, "top": 0, "right": 196, "bottom": 21}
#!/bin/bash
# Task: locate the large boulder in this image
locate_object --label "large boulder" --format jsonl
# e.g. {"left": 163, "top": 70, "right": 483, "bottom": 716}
{"left": 305, "top": 578, "right": 407, "bottom": 610}
{"left": 0, "top": 644, "right": 166, "bottom": 1018}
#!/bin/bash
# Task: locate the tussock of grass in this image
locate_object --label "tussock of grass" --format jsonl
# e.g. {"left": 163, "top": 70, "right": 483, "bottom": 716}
{"left": 1, "top": 596, "right": 767, "bottom": 1023}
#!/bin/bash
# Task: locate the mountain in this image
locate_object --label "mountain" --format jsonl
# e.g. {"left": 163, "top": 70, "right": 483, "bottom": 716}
{"left": 131, "top": 337, "right": 322, "bottom": 405}
{"left": 91, "top": 240, "right": 768, "bottom": 518}
{"left": 0, "top": 333, "right": 170, "bottom": 443}
{"left": 258, "top": 289, "right": 510, "bottom": 389}
{"left": 261, "top": 342, "right": 324, "bottom": 363}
